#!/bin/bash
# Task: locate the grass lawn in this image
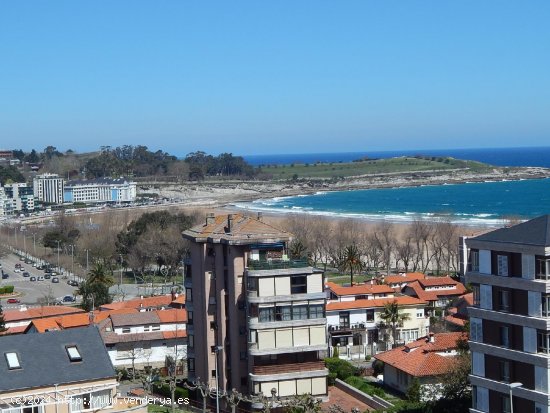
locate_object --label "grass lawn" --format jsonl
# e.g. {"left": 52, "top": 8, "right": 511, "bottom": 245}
{"left": 326, "top": 272, "right": 377, "bottom": 285}
{"left": 258, "top": 156, "right": 491, "bottom": 180}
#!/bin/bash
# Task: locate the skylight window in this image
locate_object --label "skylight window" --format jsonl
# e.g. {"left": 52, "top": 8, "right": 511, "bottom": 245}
{"left": 5, "top": 352, "right": 21, "bottom": 369}
{"left": 66, "top": 346, "right": 82, "bottom": 362}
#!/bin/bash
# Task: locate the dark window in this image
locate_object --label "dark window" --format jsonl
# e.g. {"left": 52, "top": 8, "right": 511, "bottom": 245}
{"left": 309, "top": 304, "right": 325, "bottom": 319}
{"left": 500, "top": 326, "right": 510, "bottom": 348}
{"left": 353, "top": 333, "right": 363, "bottom": 346}
{"left": 366, "top": 309, "right": 375, "bottom": 322}
{"left": 210, "top": 321, "right": 217, "bottom": 330}
{"left": 292, "top": 305, "right": 308, "bottom": 320}
{"left": 499, "top": 360, "right": 510, "bottom": 383}
{"left": 188, "top": 311, "right": 193, "bottom": 325}
{"left": 497, "top": 289, "right": 511, "bottom": 312}
{"left": 339, "top": 312, "right": 350, "bottom": 328}
{"left": 186, "top": 288, "right": 192, "bottom": 302}
{"left": 211, "top": 370, "right": 217, "bottom": 378}
{"left": 291, "top": 276, "right": 307, "bottom": 294}
{"left": 275, "top": 306, "right": 292, "bottom": 321}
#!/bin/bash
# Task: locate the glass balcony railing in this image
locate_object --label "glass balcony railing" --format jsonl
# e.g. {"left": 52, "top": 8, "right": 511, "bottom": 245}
{"left": 247, "top": 259, "right": 309, "bottom": 270}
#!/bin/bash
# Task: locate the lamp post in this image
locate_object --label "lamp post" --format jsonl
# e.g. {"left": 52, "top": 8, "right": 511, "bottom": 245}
{"left": 509, "top": 382, "right": 522, "bottom": 413}
{"left": 214, "top": 345, "right": 223, "bottom": 413}
{"left": 56, "top": 240, "right": 61, "bottom": 273}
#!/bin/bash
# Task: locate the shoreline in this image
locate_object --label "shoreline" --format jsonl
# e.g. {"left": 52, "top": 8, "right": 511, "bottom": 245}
{"left": 139, "top": 167, "right": 550, "bottom": 228}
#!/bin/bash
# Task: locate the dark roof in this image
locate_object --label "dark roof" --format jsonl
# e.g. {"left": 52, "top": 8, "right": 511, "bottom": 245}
{"left": 65, "top": 177, "right": 133, "bottom": 186}
{"left": 110, "top": 312, "right": 160, "bottom": 327}
{"left": 0, "top": 326, "right": 116, "bottom": 392}
{"left": 472, "top": 215, "right": 550, "bottom": 247}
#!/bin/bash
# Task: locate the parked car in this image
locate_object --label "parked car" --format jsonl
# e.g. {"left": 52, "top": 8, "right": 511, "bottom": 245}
{"left": 30, "top": 276, "right": 36, "bottom": 281}
{"left": 52, "top": 277, "right": 59, "bottom": 283}
{"left": 62, "top": 295, "right": 76, "bottom": 302}
{"left": 44, "top": 274, "right": 51, "bottom": 279}
{"left": 14, "top": 268, "right": 20, "bottom": 273}
{"left": 2, "top": 273, "right": 9, "bottom": 279}
{"left": 37, "top": 276, "right": 45, "bottom": 281}
{"left": 7, "top": 298, "right": 20, "bottom": 304}
{"left": 22, "top": 272, "right": 30, "bottom": 277}
{"left": 67, "top": 280, "right": 79, "bottom": 287}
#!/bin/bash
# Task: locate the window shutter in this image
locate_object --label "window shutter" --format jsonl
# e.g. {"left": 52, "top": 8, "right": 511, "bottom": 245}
{"left": 524, "top": 327, "right": 537, "bottom": 353}
{"left": 522, "top": 254, "right": 535, "bottom": 280}
{"left": 528, "top": 291, "right": 542, "bottom": 317}
{"left": 480, "top": 284, "right": 492, "bottom": 310}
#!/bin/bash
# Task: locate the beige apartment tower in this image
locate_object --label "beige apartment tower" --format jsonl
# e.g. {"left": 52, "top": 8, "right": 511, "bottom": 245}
{"left": 183, "top": 213, "right": 328, "bottom": 399}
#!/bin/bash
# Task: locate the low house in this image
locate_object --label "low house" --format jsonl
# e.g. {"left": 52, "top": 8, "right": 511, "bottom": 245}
{"left": 326, "top": 281, "right": 395, "bottom": 303}
{"left": 402, "top": 276, "right": 467, "bottom": 311}
{"left": 444, "top": 292, "right": 473, "bottom": 330}
{"left": 3, "top": 305, "right": 85, "bottom": 330}
{"left": 326, "top": 296, "right": 428, "bottom": 359}
{"left": 374, "top": 332, "right": 465, "bottom": 398}
{"left": 99, "top": 293, "right": 184, "bottom": 312}
{"left": 0, "top": 326, "right": 146, "bottom": 413}
{"left": 384, "top": 272, "right": 426, "bottom": 291}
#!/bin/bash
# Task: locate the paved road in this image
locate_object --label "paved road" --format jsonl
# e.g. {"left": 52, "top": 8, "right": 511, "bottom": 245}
{"left": 0, "top": 252, "right": 79, "bottom": 309}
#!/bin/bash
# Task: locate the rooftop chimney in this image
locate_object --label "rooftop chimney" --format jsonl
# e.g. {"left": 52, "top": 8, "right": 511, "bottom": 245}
{"left": 227, "top": 214, "right": 234, "bottom": 232}
{"left": 206, "top": 213, "right": 215, "bottom": 225}
{"left": 429, "top": 333, "right": 435, "bottom": 343}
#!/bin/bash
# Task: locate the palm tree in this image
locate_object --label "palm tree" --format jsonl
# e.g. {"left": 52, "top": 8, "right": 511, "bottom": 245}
{"left": 339, "top": 244, "right": 363, "bottom": 285}
{"left": 379, "top": 300, "right": 411, "bottom": 348}
{"left": 87, "top": 262, "right": 115, "bottom": 286}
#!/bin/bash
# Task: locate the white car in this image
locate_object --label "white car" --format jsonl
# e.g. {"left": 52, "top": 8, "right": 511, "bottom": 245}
{"left": 37, "top": 276, "right": 45, "bottom": 281}
{"left": 14, "top": 268, "right": 20, "bottom": 273}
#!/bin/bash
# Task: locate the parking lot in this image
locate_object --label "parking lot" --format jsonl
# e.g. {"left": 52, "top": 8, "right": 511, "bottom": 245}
{"left": 0, "top": 252, "right": 80, "bottom": 309}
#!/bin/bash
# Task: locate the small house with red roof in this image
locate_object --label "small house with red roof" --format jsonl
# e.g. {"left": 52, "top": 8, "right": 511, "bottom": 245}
{"left": 326, "top": 296, "right": 429, "bottom": 359}
{"left": 374, "top": 332, "right": 466, "bottom": 397}
{"left": 326, "top": 281, "right": 395, "bottom": 303}
{"left": 384, "top": 272, "right": 426, "bottom": 290}
{"left": 402, "top": 276, "right": 467, "bottom": 310}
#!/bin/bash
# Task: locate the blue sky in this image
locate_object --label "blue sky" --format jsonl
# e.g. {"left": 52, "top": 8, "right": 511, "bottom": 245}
{"left": 1, "top": 1, "right": 549, "bottom": 156}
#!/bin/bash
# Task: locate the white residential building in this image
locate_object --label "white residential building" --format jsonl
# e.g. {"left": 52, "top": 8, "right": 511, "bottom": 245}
{"left": 3, "top": 182, "right": 35, "bottom": 214}
{"left": 33, "top": 173, "right": 64, "bottom": 204}
{"left": 64, "top": 177, "right": 137, "bottom": 204}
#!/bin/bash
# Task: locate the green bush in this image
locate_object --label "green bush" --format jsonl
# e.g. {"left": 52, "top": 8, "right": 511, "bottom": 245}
{"left": 324, "top": 357, "right": 358, "bottom": 383}
{"left": 4, "top": 286, "right": 14, "bottom": 294}
{"left": 152, "top": 383, "right": 189, "bottom": 400}
{"left": 344, "top": 376, "right": 386, "bottom": 399}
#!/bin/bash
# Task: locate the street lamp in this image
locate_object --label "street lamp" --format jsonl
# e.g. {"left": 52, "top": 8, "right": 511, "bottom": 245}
{"left": 56, "top": 240, "right": 61, "bottom": 273}
{"left": 509, "top": 382, "right": 522, "bottom": 413}
{"left": 213, "top": 345, "right": 223, "bottom": 413}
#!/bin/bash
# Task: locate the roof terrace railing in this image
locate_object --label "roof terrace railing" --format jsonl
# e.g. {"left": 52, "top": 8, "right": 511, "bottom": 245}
{"left": 246, "top": 258, "right": 309, "bottom": 271}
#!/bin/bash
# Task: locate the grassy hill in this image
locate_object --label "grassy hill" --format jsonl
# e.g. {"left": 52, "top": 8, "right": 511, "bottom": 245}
{"left": 258, "top": 156, "right": 493, "bottom": 180}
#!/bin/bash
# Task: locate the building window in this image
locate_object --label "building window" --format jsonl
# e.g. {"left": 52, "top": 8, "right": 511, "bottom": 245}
{"left": 399, "top": 329, "right": 419, "bottom": 343}
{"left": 536, "top": 256, "right": 550, "bottom": 280}
{"left": 499, "top": 360, "right": 510, "bottom": 383}
{"left": 188, "top": 358, "right": 195, "bottom": 372}
{"left": 290, "top": 276, "right": 307, "bottom": 294}
{"left": 538, "top": 331, "right": 550, "bottom": 354}
{"left": 186, "top": 288, "right": 192, "bottom": 302}
{"left": 66, "top": 346, "right": 82, "bottom": 362}
{"left": 275, "top": 306, "right": 292, "bottom": 321}
{"left": 211, "top": 370, "right": 217, "bottom": 378}
{"left": 188, "top": 311, "right": 193, "bottom": 325}
{"left": 259, "top": 307, "right": 275, "bottom": 322}
{"left": 5, "top": 352, "right": 21, "bottom": 370}
{"left": 499, "top": 326, "right": 510, "bottom": 348}
{"left": 497, "top": 255, "right": 509, "bottom": 276}
{"left": 416, "top": 310, "right": 424, "bottom": 319}
{"left": 239, "top": 351, "right": 247, "bottom": 360}
{"left": 292, "top": 305, "right": 308, "bottom": 320}
{"left": 366, "top": 309, "right": 375, "bottom": 322}
{"left": 497, "top": 289, "right": 511, "bottom": 312}
{"left": 470, "top": 249, "right": 480, "bottom": 272}
{"left": 472, "top": 285, "right": 480, "bottom": 307}
{"left": 152, "top": 325, "right": 160, "bottom": 331}
{"left": 543, "top": 294, "right": 550, "bottom": 317}
{"left": 309, "top": 304, "right": 324, "bottom": 319}
{"left": 353, "top": 333, "right": 363, "bottom": 346}
{"left": 339, "top": 312, "right": 350, "bottom": 329}
{"left": 210, "top": 321, "right": 217, "bottom": 330}
{"left": 122, "top": 327, "right": 131, "bottom": 334}
{"left": 189, "top": 335, "right": 194, "bottom": 348}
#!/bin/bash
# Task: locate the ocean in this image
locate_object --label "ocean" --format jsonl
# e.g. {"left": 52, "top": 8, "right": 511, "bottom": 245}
{"left": 236, "top": 147, "right": 550, "bottom": 226}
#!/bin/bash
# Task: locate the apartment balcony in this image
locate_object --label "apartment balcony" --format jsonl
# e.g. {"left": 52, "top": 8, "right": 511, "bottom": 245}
{"left": 469, "top": 307, "right": 550, "bottom": 331}
{"left": 469, "top": 374, "right": 550, "bottom": 405}
{"left": 466, "top": 271, "right": 550, "bottom": 293}
{"left": 328, "top": 323, "right": 369, "bottom": 334}
{"left": 469, "top": 341, "right": 550, "bottom": 368}
{"left": 249, "top": 316, "right": 326, "bottom": 330}
{"left": 248, "top": 343, "right": 327, "bottom": 356}
{"left": 249, "top": 361, "right": 328, "bottom": 382}
{"left": 247, "top": 290, "right": 326, "bottom": 304}
{"left": 247, "top": 258, "right": 309, "bottom": 271}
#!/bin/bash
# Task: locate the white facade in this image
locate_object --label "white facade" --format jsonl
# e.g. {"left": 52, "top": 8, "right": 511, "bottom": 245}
{"left": 33, "top": 173, "right": 64, "bottom": 204}
{"left": 64, "top": 178, "right": 136, "bottom": 204}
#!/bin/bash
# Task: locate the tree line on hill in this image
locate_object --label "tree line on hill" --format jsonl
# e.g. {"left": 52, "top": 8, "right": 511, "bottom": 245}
{"left": 7, "top": 145, "right": 256, "bottom": 181}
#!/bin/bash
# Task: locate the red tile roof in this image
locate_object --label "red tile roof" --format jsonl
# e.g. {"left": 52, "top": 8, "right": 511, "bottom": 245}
{"left": 4, "top": 306, "right": 85, "bottom": 323}
{"left": 157, "top": 309, "right": 187, "bottom": 323}
{"left": 384, "top": 273, "right": 426, "bottom": 285}
{"left": 417, "top": 276, "right": 460, "bottom": 287}
{"left": 162, "top": 330, "right": 187, "bottom": 339}
{"left": 404, "top": 280, "right": 466, "bottom": 302}
{"left": 99, "top": 295, "right": 175, "bottom": 311}
{"left": 374, "top": 332, "right": 466, "bottom": 377}
{"left": 326, "top": 296, "right": 425, "bottom": 311}
{"left": 326, "top": 281, "right": 394, "bottom": 296}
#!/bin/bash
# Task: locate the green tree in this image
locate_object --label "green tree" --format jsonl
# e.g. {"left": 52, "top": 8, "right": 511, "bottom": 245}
{"left": 379, "top": 300, "right": 411, "bottom": 347}
{"left": 406, "top": 378, "right": 421, "bottom": 403}
{"left": 87, "top": 262, "right": 115, "bottom": 286}
{"left": 0, "top": 303, "right": 6, "bottom": 332}
{"left": 77, "top": 280, "right": 111, "bottom": 311}
{"left": 339, "top": 244, "right": 363, "bottom": 285}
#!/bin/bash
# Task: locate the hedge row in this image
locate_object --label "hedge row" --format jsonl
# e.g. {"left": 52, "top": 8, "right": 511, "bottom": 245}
{"left": 0, "top": 286, "right": 15, "bottom": 294}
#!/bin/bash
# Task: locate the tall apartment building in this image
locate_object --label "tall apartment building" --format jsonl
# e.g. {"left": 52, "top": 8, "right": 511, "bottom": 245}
{"left": 0, "top": 184, "right": 5, "bottom": 217}
{"left": 64, "top": 177, "right": 137, "bottom": 204}
{"left": 4, "top": 182, "right": 35, "bottom": 213}
{"left": 182, "top": 213, "right": 328, "bottom": 399}
{"left": 33, "top": 173, "right": 64, "bottom": 204}
{"left": 466, "top": 215, "right": 550, "bottom": 413}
